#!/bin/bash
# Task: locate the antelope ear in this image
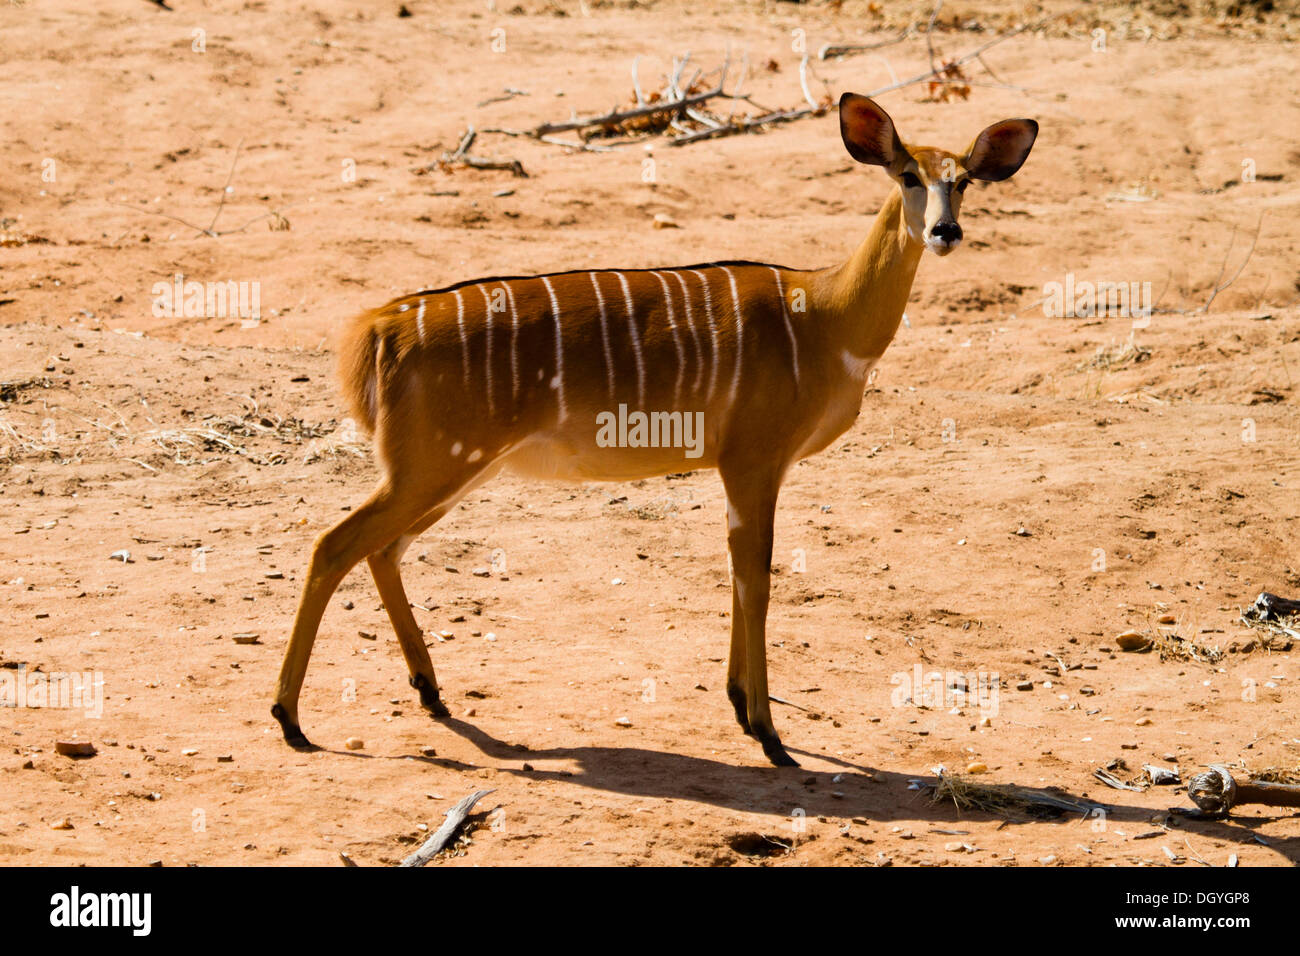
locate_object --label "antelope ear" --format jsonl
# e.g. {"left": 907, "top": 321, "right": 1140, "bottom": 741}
{"left": 839, "top": 93, "right": 903, "bottom": 167}
{"left": 963, "top": 119, "right": 1038, "bottom": 182}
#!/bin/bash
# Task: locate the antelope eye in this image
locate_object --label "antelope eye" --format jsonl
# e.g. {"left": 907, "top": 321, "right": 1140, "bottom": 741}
{"left": 955, "top": 178, "right": 971, "bottom": 193}
{"left": 900, "top": 172, "right": 923, "bottom": 189}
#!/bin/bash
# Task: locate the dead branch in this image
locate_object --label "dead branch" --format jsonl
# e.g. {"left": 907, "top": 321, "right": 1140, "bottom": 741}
{"left": 667, "top": 105, "right": 821, "bottom": 147}
{"left": 1151, "top": 215, "right": 1265, "bottom": 316}
{"left": 110, "top": 138, "right": 299, "bottom": 238}
{"left": 532, "top": 78, "right": 728, "bottom": 137}
{"left": 798, "top": 54, "right": 818, "bottom": 110}
{"left": 476, "top": 87, "right": 529, "bottom": 108}
{"left": 924, "top": 0, "right": 944, "bottom": 79}
{"left": 480, "top": 126, "right": 625, "bottom": 152}
{"left": 818, "top": 27, "right": 913, "bottom": 61}
{"left": 1200, "top": 215, "right": 1265, "bottom": 314}
{"left": 399, "top": 789, "right": 496, "bottom": 867}
{"left": 431, "top": 125, "right": 528, "bottom": 177}
{"left": 463, "top": 9, "right": 1070, "bottom": 161}
{"left": 1186, "top": 766, "right": 1300, "bottom": 817}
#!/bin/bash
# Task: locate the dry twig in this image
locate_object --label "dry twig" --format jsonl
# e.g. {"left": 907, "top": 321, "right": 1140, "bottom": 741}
{"left": 400, "top": 789, "right": 496, "bottom": 867}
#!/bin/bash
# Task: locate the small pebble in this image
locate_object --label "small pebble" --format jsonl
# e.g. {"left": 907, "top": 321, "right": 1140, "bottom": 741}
{"left": 344, "top": 737, "right": 365, "bottom": 751}
{"left": 1116, "top": 630, "right": 1150, "bottom": 651}
{"left": 55, "top": 740, "right": 96, "bottom": 758}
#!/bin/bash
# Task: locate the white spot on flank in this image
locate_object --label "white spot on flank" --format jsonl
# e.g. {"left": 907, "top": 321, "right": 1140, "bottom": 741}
{"left": 589, "top": 272, "right": 616, "bottom": 403}
{"left": 540, "top": 275, "right": 567, "bottom": 422}
{"left": 452, "top": 289, "right": 470, "bottom": 384}
{"left": 399, "top": 303, "right": 409, "bottom": 312}
{"left": 689, "top": 269, "right": 719, "bottom": 402}
{"left": 451, "top": 441, "right": 463, "bottom": 457}
{"left": 616, "top": 272, "right": 645, "bottom": 410}
{"left": 841, "top": 348, "right": 875, "bottom": 380}
{"left": 477, "top": 285, "right": 495, "bottom": 415}
{"left": 770, "top": 268, "right": 800, "bottom": 387}
{"left": 652, "top": 271, "right": 685, "bottom": 406}
{"left": 720, "top": 266, "right": 744, "bottom": 409}
{"left": 416, "top": 297, "right": 426, "bottom": 344}
{"left": 467, "top": 448, "right": 483, "bottom": 463}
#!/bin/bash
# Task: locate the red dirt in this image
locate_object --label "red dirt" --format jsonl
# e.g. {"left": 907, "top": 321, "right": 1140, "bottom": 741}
{"left": 2, "top": 0, "right": 1299, "bottom": 866}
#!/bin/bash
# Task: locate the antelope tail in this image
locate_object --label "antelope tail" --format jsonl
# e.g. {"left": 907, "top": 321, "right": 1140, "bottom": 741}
{"left": 337, "top": 308, "right": 381, "bottom": 435}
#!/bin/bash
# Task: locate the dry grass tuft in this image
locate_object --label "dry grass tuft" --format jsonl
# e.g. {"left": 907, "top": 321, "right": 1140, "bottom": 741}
{"left": 930, "top": 771, "right": 1098, "bottom": 819}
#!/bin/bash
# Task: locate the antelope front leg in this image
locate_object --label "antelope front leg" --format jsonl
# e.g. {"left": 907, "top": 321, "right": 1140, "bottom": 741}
{"left": 726, "top": 584, "right": 750, "bottom": 734}
{"left": 723, "top": 469, "right": 797, "bottom": 768}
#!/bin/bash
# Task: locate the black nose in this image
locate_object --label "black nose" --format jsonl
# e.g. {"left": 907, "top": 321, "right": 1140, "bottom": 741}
{"left": 931, "top": 221, "right": 962, "bottom": 243}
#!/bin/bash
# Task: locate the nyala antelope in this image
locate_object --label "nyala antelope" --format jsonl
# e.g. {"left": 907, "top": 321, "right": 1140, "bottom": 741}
{"left": 273, "top": 95, "right": 1038, "bottom": 767}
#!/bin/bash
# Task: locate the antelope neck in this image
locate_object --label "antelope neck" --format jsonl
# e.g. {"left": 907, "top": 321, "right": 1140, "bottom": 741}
{"left": 820, "top": 188, "right": 923, "bottom": 359}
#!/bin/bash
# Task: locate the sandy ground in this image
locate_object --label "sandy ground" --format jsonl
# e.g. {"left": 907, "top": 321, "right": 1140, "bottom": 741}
{"left": 2, "top": 0, "right": 1300, "bottom": 866}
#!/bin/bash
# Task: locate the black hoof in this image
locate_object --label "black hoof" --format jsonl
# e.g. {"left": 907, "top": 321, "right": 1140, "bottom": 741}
{"left": 757, "top": 731, "right": 800, "bottom": 768}
{"left": 726, "top": 682, "right": 751, "bottom": 734}
{"left": 410, "top": 674, "right": 450, "bottom": 718}
{"left": 271, "top": 703, "right": 316, "bottom": 750}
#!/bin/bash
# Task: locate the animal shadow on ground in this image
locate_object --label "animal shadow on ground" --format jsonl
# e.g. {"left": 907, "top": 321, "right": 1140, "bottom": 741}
{"left": 313, "top": 716, "right": 1300, "bottom": 863}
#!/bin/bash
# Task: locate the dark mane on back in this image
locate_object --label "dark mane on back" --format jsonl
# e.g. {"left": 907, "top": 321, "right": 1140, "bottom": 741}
{"left": 410, "top": 260, "right": 812, "bottom": 298}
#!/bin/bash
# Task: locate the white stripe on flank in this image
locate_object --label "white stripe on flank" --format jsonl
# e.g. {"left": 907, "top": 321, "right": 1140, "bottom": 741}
{"left": 616, "top": 272, "right": 646, "bottom": 410}
{"left": 770, "top": 267, "right": 800, "bottom": 387}
{"left": 416, "top": 297, "right": 426, "bottom": 343}
{"left": 477, "top": 285, "right": 495, "bottom": 415}
{"left": 719, "top": 266, "right": 744, "bottom": 408}
{"left": 670, "top": 271, "right": 703, "bottom": 394}
{"left": 589, "top": 273, "right": 616, "bottom": 403}
{"left": 689, "top": 269, "right": 720, "bottom": 402}
{"left": 502, "top": 281, "right": 519, "bottom": 400}
{"left": 651, "top": 271, "right": 686, "bottom": 407}
{"left": 540, "top": 276, "right": 568, "bottom": 422}
{"left": 452, "top": 289, "right": 470, "bottom": 384}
